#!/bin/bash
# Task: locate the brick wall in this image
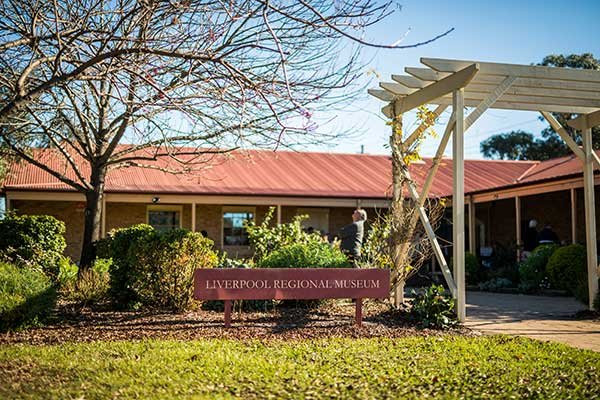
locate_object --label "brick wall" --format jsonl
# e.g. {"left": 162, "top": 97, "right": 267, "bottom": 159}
{"left": 11, "top": 200, "right": 85, "bottom": 260}
{"left": 475, "top": 199, "right": 516, "bottom": 248}
{"left": 105, "top": 202, "right": 146, "bottom": 232}
{"left": 195, "top": 204, "right": 222, "bottom": 247}
{"left": 521, "top": 191, "right": 572, "bottom": 244}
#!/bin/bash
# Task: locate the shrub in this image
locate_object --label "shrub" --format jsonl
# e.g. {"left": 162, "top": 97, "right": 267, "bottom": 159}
{"left": 518, "top": 244, "right": 557, "bottom": 293}
{"left": 465, "top": 252, "right": 481, "bottom": 284}
{"left": 61, "top": 259, "right": 111, "bottom": 307}
{"left": 246, "top": 207, "right": 327, "bottom": 263}
{"left": 57, "top": 257, "right": 79, "bottom": 288}
{"left": 99, "top": 226, "right": 219, "bottom": 311}
{"left": 217, "top": 254, "right": 254, "bottom": 269}
{"left": 0, "top": 262, "right": 57, "bottom": 331}
{"left": 96, "top": 224, "right": 154, "bottom": 306}
{"left": 132, "top": 229, "right": 219, "bottom": 311}
{"left": 260, "top": 241, "right": 350, "bottom": 268}
{"left": 478, "top": 277, "right": 513, "bottom": 292}
{"left": 488, "top": 243, "right": 519, "bottom": 284}
{"left": 546, "top": 244, "right": 587, "bottom": 301}
{"left": 0, "top": 214, "right": 66, "bottom": 279}
{"left": 409, "top": 284, "right": 457, "bottom": 329}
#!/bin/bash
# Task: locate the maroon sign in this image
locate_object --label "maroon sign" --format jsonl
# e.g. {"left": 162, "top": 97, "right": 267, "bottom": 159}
{"left": 194, "top": 268, "right": 389, "bottom": 300}
{"left": 194, "top": 268, "right": 390, "bottom": 327}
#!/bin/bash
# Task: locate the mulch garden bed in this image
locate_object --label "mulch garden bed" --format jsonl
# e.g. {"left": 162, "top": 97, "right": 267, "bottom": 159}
{"left": 1, "top": 300, "right": 472, "bottom": 345}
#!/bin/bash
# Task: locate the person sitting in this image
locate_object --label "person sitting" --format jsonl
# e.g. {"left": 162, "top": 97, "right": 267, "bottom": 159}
{"left": 339, "top": 209, "right": 367, "bottom": 265}
{"left": 538, "top": 224, "right": 559, "bottom": 245}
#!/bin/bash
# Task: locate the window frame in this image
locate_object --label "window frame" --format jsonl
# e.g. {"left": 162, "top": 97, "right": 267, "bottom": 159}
{"left": 221, "top": 206, "right": 256, "bottom": 248}
{"left": 146, "top": 204, "right": 183, "bottom": 231}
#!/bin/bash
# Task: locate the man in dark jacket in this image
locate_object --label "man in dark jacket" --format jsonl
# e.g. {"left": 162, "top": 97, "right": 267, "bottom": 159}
{"left": 339, "top": 209, "right": 367, "bottom": 264}
{"left": 538, "top": 224, "right": 559, "bottom": 245}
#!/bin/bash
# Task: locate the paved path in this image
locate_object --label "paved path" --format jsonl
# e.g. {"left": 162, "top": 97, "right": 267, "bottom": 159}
{"left": 465, "top": 291, "right": 600, "bottom": 352}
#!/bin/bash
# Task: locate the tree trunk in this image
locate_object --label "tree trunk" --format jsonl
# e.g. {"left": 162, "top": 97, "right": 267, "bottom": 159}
{"left": 394, "top": 280, "right": 405, "bottom": 308}
{"left": 390, "top": 113, "right": 407, "bottom": 308}
{"left": 79, "top": 166, "right": 107, "bottom": 268}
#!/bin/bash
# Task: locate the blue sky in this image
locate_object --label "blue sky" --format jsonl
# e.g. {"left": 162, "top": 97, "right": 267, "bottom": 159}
{"left": 304, "top": 0, "right": 600, "bottom": 159}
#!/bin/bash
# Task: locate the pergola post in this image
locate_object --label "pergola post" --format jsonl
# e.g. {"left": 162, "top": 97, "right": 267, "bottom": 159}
{"left": 582, "top": 127, "right": 599, "bottom": 310}
{"left": 515, "top": 196, "right": 521, "bottom": 261}
{"left": 468, "top": 196, "right": 476, "bottom": 255}
{"left": 452, "top": 88, "right": 466, "bottom": 322}
{"left": 571, "top": 188, "right": 577, "bottom": 244}
{"left": 191, "top": 202, "right": 196, "bottom": 232}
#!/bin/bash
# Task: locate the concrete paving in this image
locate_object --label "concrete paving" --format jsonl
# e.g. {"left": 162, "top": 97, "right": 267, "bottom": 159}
{"left": 465, "top": 291, "right": 600, "bottom": 352}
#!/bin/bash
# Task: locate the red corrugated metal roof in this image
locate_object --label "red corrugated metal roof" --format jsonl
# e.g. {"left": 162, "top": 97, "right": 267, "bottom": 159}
{"left": 0, "top": 148, "right": 547, "bottom": 199}
{"left": 516, "top": 151, "right": 600, "bottom": 184}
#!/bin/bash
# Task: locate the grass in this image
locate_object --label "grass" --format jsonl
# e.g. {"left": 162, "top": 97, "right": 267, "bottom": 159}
{"left": 1, "top": 336, "right": 599, "bottom": 399}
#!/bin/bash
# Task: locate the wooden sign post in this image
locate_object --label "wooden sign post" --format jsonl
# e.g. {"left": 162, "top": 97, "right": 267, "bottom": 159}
{"left": 194, "top": 268, "right": 390, "bottom": 327}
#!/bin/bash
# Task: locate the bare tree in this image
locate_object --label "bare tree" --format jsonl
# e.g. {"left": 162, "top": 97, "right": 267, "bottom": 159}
{"left": 0, "top": 0, "right": 452, "bottom": 266}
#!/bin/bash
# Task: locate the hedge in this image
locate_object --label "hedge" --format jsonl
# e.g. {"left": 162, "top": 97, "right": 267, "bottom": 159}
{"left": 97, "top": 225, "right": 218, "bottom": 311}
{"left": 546, "top": 244, "right": 588, "bottom": 303}
{"left": 0, "top": 214, "right": 66, "bottom": 279}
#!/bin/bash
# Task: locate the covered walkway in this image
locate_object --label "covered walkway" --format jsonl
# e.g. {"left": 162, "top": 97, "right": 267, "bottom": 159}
{"left": 466, "top": 291, "right": 600, "bottom": 351}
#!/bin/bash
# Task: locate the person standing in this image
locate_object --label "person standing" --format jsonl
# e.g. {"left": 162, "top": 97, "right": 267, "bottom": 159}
{"left": 538, "top": 224, "right": 559, "bottom": 245}
{"left": 523, "top": 219, "right": 539, "bottom": 252}
{"left": 339, "top": 209, "right": 367, "bottom": 265}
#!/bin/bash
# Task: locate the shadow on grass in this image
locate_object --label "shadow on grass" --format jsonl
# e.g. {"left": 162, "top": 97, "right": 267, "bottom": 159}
{"left": 0, "top": 286, "right": 57, "bottom": 332}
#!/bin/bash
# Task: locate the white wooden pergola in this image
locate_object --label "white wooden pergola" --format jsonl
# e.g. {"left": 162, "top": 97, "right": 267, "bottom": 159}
{"left": 369, "top": 58, "right": 600, "bottom": 321}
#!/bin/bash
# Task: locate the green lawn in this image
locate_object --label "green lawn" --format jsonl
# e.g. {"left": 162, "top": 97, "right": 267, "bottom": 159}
{"left": 1, "top": 336, "right": 599, "bottom": 399}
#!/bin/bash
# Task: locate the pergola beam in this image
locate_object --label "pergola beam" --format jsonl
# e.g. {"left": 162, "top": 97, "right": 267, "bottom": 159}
{"left": 368, "top": 88, "right": 395, "bottom": 102}
{"left": 465, "top": 76, "right": 517, "bottom": 128}
{"left": 379, "top": 82, "right": 415, "bottom": 95}
{"left": 394, "top": 64, "right": 479, "bottom": 114}
{"left": 568, "top": 109, "right": 600, "bottom": 131}
{"left": 422, "top": 57, "right": 600, "bottom": 83}
{"left": 425, "top": 97, "right": 597, "bottom": 114}
{"left": 435, "top": 91, "right": 600, "bottom": 110}
{"left": 396, "top": 72, "right": 600, "bottom": 94}
{"left": 380, "top": 98, "right": 597, "bottom": 119}
{"left": 404, "top": 67, "right": 446, "bottom": 82}
{"left": 540, "top": 111, "right": 585, "bottom": 160}
{"left": 392, "top": 74, "right": 427, "bottom": 88}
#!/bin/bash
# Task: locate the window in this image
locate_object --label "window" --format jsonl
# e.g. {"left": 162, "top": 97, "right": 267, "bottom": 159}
{"left": 222, "top": 207, "right": 254, "bottom": 246}
{"left": 147, "top": 205, "right": 182, "bottom": 232}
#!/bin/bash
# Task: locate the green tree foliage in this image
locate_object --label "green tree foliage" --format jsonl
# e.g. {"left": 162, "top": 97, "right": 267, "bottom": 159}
{"left": 481, "top": 53, "right": 600, "bottom": 161}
